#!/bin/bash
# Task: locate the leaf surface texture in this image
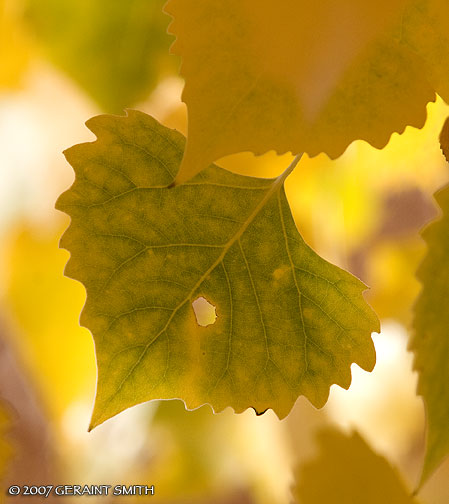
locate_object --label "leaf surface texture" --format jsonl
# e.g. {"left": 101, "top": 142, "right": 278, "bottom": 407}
{"left": 57, "top": 111, "right": 378, "bottom": 428}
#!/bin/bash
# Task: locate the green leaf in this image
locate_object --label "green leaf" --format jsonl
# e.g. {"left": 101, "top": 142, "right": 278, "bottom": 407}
{"left": 56, "top": 110, "right": 378, "bottom": 429}
{"left": 165, "top": 0, "right": 436, "bottom": 184}
{"left": 412, "top": 178, "right": 449, "bottom": 485}
{"left": 25, "top": 0, "right": 176, "bottom": 112}
{"left": 293, "top": 429, "right": 419, "bottom": 504}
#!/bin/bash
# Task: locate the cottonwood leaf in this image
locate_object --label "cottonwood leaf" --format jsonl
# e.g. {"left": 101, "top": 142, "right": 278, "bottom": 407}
{"left": 293, "top": 429, "right": 419, "bottom": 504}
{"left": 412, "top": 152, "right": 449, "bottom": 484}
{"left": 165, "top": 0, "right": 435, "bottom": 184}
{"left": 57, "top": 110, "right": 378, "bottom": 429}
{"left": 25, "top": 0, "right": 175, "bottom": 112}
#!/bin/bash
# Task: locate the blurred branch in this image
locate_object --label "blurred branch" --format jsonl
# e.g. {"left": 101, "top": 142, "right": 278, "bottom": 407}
{"left": 0, "top": 321, "right": 60, "bottom": 500}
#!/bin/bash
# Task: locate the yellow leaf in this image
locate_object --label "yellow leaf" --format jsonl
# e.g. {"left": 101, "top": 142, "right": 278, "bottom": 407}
{"left": 402, "top": 0, "right": 449, "bottom": 105}
{"left": 293, "top": 429, "right": 419, "bottom": 504}
{"left": 165, "top": 0, "right": 435, "bottom": 184}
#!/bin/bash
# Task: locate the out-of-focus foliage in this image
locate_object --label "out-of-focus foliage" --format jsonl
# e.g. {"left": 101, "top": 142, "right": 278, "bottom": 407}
{"left": 164, "top": 0, "right": 447, "bottom": 184}
{"left": 412, "top": 129, "right": 449, "bottom": 485}
{"left": 0, "top": 0, "right": 30, "bottom": 88}
{"left": 366, "top": 240, "right": 424, "bottom": 323}
{"left": 147, "top": 402, "right": 293, "bottom": 504}
{"left": 56, "top": 111, "right": 378, "bottom": 428}
{"left": 149, "top": 401, "right": 233, "bottom": 501}
{"left": 24, "top": 0, "right": 176, "bottom": 112}
{"left": 293, "top": 429, "right": 419, "bottom": 504}
{"left": 4, "top": 225, "right": 95, "bottom": 419}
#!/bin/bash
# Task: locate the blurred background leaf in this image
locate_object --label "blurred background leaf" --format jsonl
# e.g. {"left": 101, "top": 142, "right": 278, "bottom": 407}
{"left": 412, "top": 176, "right": 449, "bottom": 486}
{"left": 293, "top": 428, "right": 419, "bottom": 504}
{"left": 0, "top": 0, "right": 31, "bottom": 89}
{"left": 3, "top": 224, "right": 95, "bottom": 420}
{"left": 24, "top": 0, "right": 177, "bottom": 112}
{"left": 150, "top": 402, "right": 231, "bottom": 499}
{"left": 0, "top": 331, "right": 60, "bottom": 501}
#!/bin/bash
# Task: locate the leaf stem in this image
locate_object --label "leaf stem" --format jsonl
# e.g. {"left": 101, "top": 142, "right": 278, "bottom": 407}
{"left": 275, "top": 152, "right": 303, "bottom": 188}
{"left": 285, "top": 153, "right": 304, "bottom": 178}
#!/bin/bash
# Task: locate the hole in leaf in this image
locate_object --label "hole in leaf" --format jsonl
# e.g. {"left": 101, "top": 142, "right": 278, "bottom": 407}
{"left": 192, "top": 297, "right": 217, "bottom": 327}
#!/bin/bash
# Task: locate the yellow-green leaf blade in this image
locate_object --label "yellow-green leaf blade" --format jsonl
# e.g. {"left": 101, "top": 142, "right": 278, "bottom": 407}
{"left": 412, "top": 180, "right": 449, "bottom": 485}
{"left": 293, "top": 429, "right": 419, "bottom": 504}
{"left": 56, "top": 111, "right": 378, "bottom": 428}
{"left": 165, "top": 0, "right": 435, "bottom": 183}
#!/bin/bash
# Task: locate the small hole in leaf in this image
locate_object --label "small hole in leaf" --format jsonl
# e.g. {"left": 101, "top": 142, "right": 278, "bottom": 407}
{"left": 192, "top": 297, "right": 217, "bottom": 327}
